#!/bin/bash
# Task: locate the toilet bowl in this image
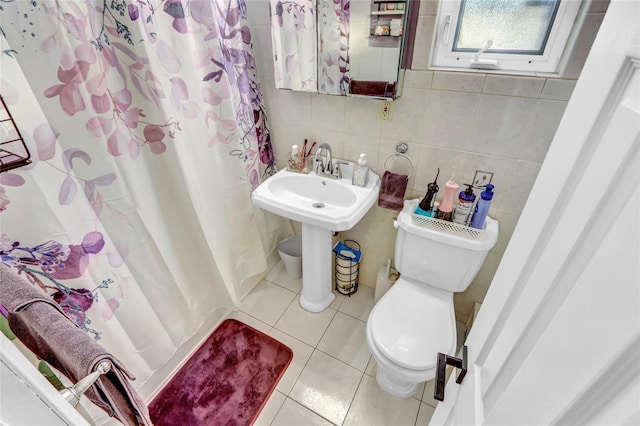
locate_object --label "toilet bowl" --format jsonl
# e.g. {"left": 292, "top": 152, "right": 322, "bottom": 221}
{"left": 366, "top": 278, "right": 456, "bottom": 397}
{"left": 366, "top": 200, "right": 498, "bottom": 398}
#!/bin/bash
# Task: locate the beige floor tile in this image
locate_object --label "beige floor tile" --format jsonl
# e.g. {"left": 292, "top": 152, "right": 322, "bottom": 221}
{"left": 254, "top": 390, "right": 286, "bottom": 426}
{"left": 271, "top": 397, "right": 335, "bottom": 426}
{"left": 338, "top": 285, "right": 375, "bottom": 321}
{"left": 267, "top": 261, "right": 303, "bottom": 293}
{"left": 241, "top": 280, "right": 296, "bottom": 326}
{"left": 274, "top": 296, "right": 337, "bottom": 347}
{"left": 415, "top": 401, "right": 436, "bottom": 425}
{"left": 227, "top": 310, "right": 272, "bottom": 334}
{"left": 343, "top": 374, "right": 421, "bottom": 426}
{"left": 317, "top": 311, "right": 371, "bottom": 371}
{"left": 290, "top": 350, "right": 363, "bottom": 425}
{"left": 269, "top": 328, "right": 315, "bottom": 395}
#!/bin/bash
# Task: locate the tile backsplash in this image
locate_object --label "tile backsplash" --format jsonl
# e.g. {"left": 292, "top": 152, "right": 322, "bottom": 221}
{"left": 246, "top": 0, "right": 606, "bottom": 322}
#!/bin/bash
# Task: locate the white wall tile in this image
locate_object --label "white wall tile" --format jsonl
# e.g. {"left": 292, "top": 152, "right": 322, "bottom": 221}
{"left": 263, "top": 85, "right": 312, "bottom": 126}
{"left": 250, "top": 25, "right": 275, "bottom": 82}
{"left": 268, "top": 122, "right": 312, "bottom": 169}
{"left": 471, "top": 95, "right": 538, "bottom": 158}
{"left": 409, "top": 144, "right": 467, "bottom": 198}
{"left": 344, "top": 97, "right": 383, "bottom": 137}
{"left": 519, "top": 99, "right": 567, "bottom": 163}
{"left": 483, "top": 75, "right": 544, "bottom": 98}
{"left": 432, "top": 72, "right": 485, "bottom": 93}
{"left": 403, "top": 70, "right": 433, "bottom": 89}
{"left": 457, "top": 152, "right": 517, "bottom": 214}
{"left": 421, "top": 90, "right": 480, "bottom": 150}
{"left": 380, "top": 88, "right": 430, "bottom": 142}
{"left": 499, "top": 160, "right": 541, "bottom": 213}
{"left": 540, "top": 79, "right": 577, "bottom": 101}
{"left": 311, "top": 93, "right": 345, "bottom": 131}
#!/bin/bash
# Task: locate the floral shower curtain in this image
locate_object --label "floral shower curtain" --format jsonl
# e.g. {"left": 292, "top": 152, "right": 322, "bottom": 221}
{"left": 0, "top": 0, "right": 287, "bottom": 411}
{"left": 270, "top": 0, "right": 349, "bottom": 95}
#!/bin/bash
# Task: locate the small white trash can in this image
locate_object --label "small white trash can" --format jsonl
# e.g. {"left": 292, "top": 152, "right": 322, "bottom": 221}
{"left": 277, "top": 235, "right": 302, "bottom": 279}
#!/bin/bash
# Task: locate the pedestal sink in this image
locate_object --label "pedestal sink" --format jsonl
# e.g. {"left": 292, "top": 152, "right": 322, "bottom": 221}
{"left": 252, "top": 162, "right": 381, "bottom": 312}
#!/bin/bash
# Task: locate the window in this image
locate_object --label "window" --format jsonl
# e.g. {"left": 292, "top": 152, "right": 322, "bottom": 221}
{"left": 431, "top": 0, "right": 581, "bottom": 74}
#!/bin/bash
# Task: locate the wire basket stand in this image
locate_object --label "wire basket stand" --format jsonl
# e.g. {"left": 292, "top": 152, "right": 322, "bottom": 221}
{"left": 0, "top": 95, "right": 31, "bottom": 173}
{"left": 334, "top": 240, "right": 361, "bottom": 296}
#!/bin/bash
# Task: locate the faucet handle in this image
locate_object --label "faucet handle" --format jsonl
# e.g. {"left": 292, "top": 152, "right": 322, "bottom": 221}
{"left": 333, "top": 160, "right": 349, "bottom": 178}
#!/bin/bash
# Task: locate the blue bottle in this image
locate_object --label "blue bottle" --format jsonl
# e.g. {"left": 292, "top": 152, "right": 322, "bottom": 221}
{"left": 470, "top": 184, "right": 494, "bottom": 229}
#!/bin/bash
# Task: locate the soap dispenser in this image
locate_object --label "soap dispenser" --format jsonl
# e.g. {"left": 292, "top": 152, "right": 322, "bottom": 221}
{"left": 453, "top": 184, "right": 476, "bottom": 225}
{"left": 287, "top": 144, "right": 300, "bottom": 172}
{"left": 352, "top": 153, "right": 369, "bottom": 187}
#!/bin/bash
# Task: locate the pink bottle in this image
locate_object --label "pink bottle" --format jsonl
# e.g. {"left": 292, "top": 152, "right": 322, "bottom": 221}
{"left": 437, "top": 180, "right": 459, "bottom": 221}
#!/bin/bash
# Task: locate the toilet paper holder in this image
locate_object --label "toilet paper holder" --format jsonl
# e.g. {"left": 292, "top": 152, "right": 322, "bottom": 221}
{"left": 434, "top": 345, "right": 468, "bottom": 401}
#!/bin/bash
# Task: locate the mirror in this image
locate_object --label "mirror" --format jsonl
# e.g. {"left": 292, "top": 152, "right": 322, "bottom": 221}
{"left": 269, "top": 0, "right": 411, "bottom": 99}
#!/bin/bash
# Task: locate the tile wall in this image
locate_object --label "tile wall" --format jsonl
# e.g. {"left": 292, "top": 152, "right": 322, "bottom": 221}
{"left": 246, "top": 0, "right": 608, "bottom": 322}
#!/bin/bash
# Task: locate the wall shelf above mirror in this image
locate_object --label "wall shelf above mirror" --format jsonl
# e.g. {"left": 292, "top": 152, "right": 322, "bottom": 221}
{"left": 268, "top": 0, "right": 414, "bottom": 100}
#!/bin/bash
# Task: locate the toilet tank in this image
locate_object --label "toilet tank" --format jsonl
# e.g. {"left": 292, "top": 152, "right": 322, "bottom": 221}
{"left": 395, "top": 201, "right": 499, "bottom": 293}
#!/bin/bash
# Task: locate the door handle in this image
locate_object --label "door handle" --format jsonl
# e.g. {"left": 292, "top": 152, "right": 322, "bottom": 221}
{"left": 434, "top": 345, "right": 468, "bottom": 401}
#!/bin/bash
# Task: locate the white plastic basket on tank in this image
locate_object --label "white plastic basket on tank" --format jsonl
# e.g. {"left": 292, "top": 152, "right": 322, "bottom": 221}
{"left": 410, "top": 202, "right": 483, "bottom": 239}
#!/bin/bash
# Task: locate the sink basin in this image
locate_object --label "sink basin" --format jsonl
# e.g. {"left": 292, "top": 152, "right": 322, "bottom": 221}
{"left": 252, "top": 163, "right": 381, "bottom": 232}
{"left": 252, "top": 161, "right": 381, "bottom": 313}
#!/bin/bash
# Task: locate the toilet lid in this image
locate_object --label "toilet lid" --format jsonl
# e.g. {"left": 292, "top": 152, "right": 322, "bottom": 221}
{"left": 370, "top": 279, "right": 456, "bottom": 371}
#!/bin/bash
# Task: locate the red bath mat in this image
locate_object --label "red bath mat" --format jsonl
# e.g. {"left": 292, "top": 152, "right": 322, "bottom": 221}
{"left": 149, "top": 319, "right": 292, "bottom": 426}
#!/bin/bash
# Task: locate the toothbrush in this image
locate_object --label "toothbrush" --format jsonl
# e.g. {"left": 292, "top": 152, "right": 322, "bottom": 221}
{"left": 299, "top": 139, "right": 307, "bottom": 171}
{"left": 305, "top": 141, "right": 316, "bottom": 158}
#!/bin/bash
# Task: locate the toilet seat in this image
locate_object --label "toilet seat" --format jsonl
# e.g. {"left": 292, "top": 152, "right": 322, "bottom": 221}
{"left": 369, "top": 278, "right": 456, "bottom": 371}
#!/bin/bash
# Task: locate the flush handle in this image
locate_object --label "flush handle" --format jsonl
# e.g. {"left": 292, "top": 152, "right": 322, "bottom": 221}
{"left": 434, "top": 345, "right": 468, "bottom": 401}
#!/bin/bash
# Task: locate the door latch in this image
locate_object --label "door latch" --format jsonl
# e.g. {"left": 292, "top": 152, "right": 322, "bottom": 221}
{"left": 434, "top": 345, "right": 468, "bottom": 401}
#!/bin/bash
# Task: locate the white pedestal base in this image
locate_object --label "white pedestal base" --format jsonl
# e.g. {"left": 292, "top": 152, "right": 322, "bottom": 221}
{"left": 299, "top": 223, "right": 336, "bottom": 312}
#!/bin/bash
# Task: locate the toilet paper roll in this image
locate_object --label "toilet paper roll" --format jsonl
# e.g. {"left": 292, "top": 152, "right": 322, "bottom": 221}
{"left": 374, "top": 266, "right": 398, "bottom": 304}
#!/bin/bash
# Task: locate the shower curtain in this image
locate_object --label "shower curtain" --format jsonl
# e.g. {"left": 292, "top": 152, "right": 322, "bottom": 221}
{"left": 270, "top": 0, "right": 350, "bottom": 95}
{"left": 0, "top": 0, "right": 288, "bottom": 413}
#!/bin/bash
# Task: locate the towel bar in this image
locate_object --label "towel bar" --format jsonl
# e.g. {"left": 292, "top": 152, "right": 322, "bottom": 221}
{"left": 59, "top": 361, "right": 111, "bottom": 407}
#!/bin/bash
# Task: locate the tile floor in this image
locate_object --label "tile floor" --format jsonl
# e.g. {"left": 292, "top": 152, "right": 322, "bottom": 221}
{"left": 230, "top": 261, "right": 465, "bottom": 426}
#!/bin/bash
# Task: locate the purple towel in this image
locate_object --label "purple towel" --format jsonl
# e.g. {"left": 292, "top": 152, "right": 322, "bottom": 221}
{"left": 0, "top": 265, "right": 152, "bottom": 425}
{"left": 378, "top": 171, "right": 408, "bottom": 211}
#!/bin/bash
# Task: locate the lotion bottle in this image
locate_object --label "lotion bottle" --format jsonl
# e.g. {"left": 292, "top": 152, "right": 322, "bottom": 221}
{"left": 352, "top": 153, "right": 369, "bottom": 187}
{"left": 453, "top": 184, "right": 476, "bottom": 225}
{"left": 470, "top": 184, "right": 495, "bottom": 229}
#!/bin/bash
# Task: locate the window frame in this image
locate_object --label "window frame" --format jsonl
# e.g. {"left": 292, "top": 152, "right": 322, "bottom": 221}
{"left": 430, "top": 0, "right": 582, "bottom": 74}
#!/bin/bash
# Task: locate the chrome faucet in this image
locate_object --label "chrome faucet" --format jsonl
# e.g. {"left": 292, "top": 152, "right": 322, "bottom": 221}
{"left": 314, "top": 143, "right": 347, "bottom": 179}
{"left": 314, "top": 143, "right": 333, "bottom": 175}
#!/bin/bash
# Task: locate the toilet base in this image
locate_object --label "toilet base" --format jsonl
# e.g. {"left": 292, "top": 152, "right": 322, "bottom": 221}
{"left": 375, "top": 365, "right": 419, "bottom": 398}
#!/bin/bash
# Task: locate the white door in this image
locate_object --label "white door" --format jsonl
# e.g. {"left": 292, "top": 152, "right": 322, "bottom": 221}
{"left": 431, "top": 1, "right": 640, "bottom": 424}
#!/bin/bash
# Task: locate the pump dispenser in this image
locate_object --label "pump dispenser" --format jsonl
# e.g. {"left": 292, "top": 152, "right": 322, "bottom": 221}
{"left": 416, "top": 168, "right": 440, "bottom": 217}
{"left": 470, "top": 184, "right": 495, "bottom": 229}
{"left": 453, "top": 184, "right": 476, "bottom": 225}
{"left": 287, "top": 144, "right": 300, "bottom": 171}
{"left": 352, "top": 153, "right": 369, "bottom": 187}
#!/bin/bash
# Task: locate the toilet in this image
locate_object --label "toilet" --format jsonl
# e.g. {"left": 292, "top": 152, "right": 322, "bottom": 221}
{"left": 366, "top": 200, "right": 498, "bottom": 398}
